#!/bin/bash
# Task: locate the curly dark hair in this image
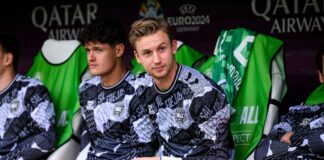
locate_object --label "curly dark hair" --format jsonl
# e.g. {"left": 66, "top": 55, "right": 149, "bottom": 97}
{"left": 78, "top": 17, "right": 126, "bottom": 47}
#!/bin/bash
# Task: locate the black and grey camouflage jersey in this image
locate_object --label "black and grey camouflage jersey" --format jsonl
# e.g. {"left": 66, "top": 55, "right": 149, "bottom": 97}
{"left": 0, "top": 74, "right": 56, "bottom": 160}
{"left": 137, "top": 65, "right": 232, "bottom": 160}
{"left": 255, "top": 104, "right": 324, "bottom": 160}
{"left": 79, "top": 71, "right": 157, "bottom": 160}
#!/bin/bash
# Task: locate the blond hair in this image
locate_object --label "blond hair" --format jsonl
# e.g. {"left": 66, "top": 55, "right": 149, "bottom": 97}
{"left": 128, "top": 18, "right": 174, "bottom": 49}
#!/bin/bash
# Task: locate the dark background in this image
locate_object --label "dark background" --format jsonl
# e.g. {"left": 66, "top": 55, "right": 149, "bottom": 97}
{"left": 1, "top": 0, "right": 323, "bottom": 115}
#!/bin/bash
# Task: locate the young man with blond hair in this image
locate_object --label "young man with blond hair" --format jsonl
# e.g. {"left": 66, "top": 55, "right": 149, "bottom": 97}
{"left": 129, "top": 18, "right": 232, "bottom": 159}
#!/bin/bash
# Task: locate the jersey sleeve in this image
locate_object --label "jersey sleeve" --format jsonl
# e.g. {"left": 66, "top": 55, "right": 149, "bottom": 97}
{"left": 2, "top": 85, "right": 56, "bottom": 160}
{"left": 188, "top": 88, "right": 232, "bottom": 159}
{"left": 79, "top": 105, "right": 90, "bottom": 151}
{"left": 129, "top": 88, "right": 159, "bottom": 157}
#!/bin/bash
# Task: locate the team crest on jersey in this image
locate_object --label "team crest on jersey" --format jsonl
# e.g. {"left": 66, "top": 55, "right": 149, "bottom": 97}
{"left": 87, "top": 101, "right": 95, "bottom": 110}
{"left": 139, "top": 0, "right": 164, "bottom": 19}
{"left": 175, "top": 107, "right": 185, "bottom": 123}
{"left": 300, "top": 118, "right": 311, "bottom": 126}
{"left": 10, "top": 99, "right": 19, "bottom": 113}
{"left": 148, "top": 104, "right": 155, "bottom": 114}
{"left": 114, "top": 102, "right": 124, "bottom": 116}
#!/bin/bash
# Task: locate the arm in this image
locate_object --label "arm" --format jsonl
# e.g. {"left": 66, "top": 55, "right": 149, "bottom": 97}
{"left": 79, "top": 107, "right": 90, "bottom": 151}
{"left": 187, "top": 89, "right": 232, "bottom": 160}
{"left": 254, "top": 128, "right": 324, "bottom": 160}
{"left": 187, "top": 108, "right": 232, "bottom": 160}
{"left": 129, "top": 90, "right": 159, "bottom": 158}
{"left": 3, "top": 85, "right": 56, "bottom": 160}
{"left": 280, "top": 131, "right": 294, "bottom": 144}
{"left": 289, "top": 116, "right": 324, "bottom": 149}
{"left": 268, "top": 121, "right": 292, "bottom": 140}
{"left": 280, "top": 105, "right": 324, "bottom": 146}
{"left": 77, "top": 113, "right": 91, "bottom": 160}
{"left": 76, "top": 90, "right": 91, "bottom": 160}
{"left": 307, "top": 129, "right": 324, "bottom": 155}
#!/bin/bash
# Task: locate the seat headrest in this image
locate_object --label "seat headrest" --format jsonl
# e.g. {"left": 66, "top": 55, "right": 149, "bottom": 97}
{"left": 41, "top": 39, "right": 80, "bottom": 64}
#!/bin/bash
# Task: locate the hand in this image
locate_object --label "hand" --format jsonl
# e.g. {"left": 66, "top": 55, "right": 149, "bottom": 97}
{"left": 280, "top": 131, "right": 294, "bottom": 145}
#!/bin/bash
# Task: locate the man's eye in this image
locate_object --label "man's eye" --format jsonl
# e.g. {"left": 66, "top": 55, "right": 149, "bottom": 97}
{"left": 159, "top": 47, "right": 166, "bottom": 52}
{"left": 143, "top": 51, "right": 151, "bottom": 56}
{"left": 95, "top": 48, "right": 103, "bottom": 53}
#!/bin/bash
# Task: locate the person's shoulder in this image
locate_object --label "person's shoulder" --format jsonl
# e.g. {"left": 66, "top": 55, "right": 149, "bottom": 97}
{"left": 79, "top": 76, "right": 100, "bottom": 92}
{"left": 82, "top": 76, "right": 100, "bottom": 85}
{"left": 131, "top": 72, "right": 153, "bottom": 97}
{"left": 180, "top": 65, "right": 208, "bottom": 79}
{"left": 180, "top": 65, "right": 213, "bottom": 85}
{"left": 179, "top": 65, "right": 226, "bottom": 94}
{"left": 18, "top": 74, "right": 45, "bottom": 86}
{"left": 288, "top": 104, "right": 323, "bottom": 114}
{"left": 124, "top": 71, "right": 137, "bottom": 83}
{"left": 134, "top": 72, "right": 153, "bottom": 87}
{"left": 180, "top": 64, "right": 199, "bottom": 73}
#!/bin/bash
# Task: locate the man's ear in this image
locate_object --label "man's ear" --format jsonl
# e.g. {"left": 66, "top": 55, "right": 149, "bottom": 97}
{"left": 134, "top": 50, "right": 141, "bottom": 64}
{"left": 171, "top": 40, "right": 177, "bottom": 55}
{"left": 317, "top": 69, "right": 324, "bottom": 83}
{"left": 4, "top": 53, "right": 13, "bottom": 66}
{"left": 115, "top": 43, "right": 125, "bottom": 57}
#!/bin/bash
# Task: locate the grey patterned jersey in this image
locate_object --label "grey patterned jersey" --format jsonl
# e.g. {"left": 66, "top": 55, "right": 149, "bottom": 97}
{"left": 0, "top": 74, "right": 56, "bottom": 160}
{"left": 79, "top": 71, "right": 157, "bottom": 160}
{"left": 137, "top": 65, "right": 232, "bottom": 160}
{"left": 254, "top": 104, "right": 324, "bottom": 160}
